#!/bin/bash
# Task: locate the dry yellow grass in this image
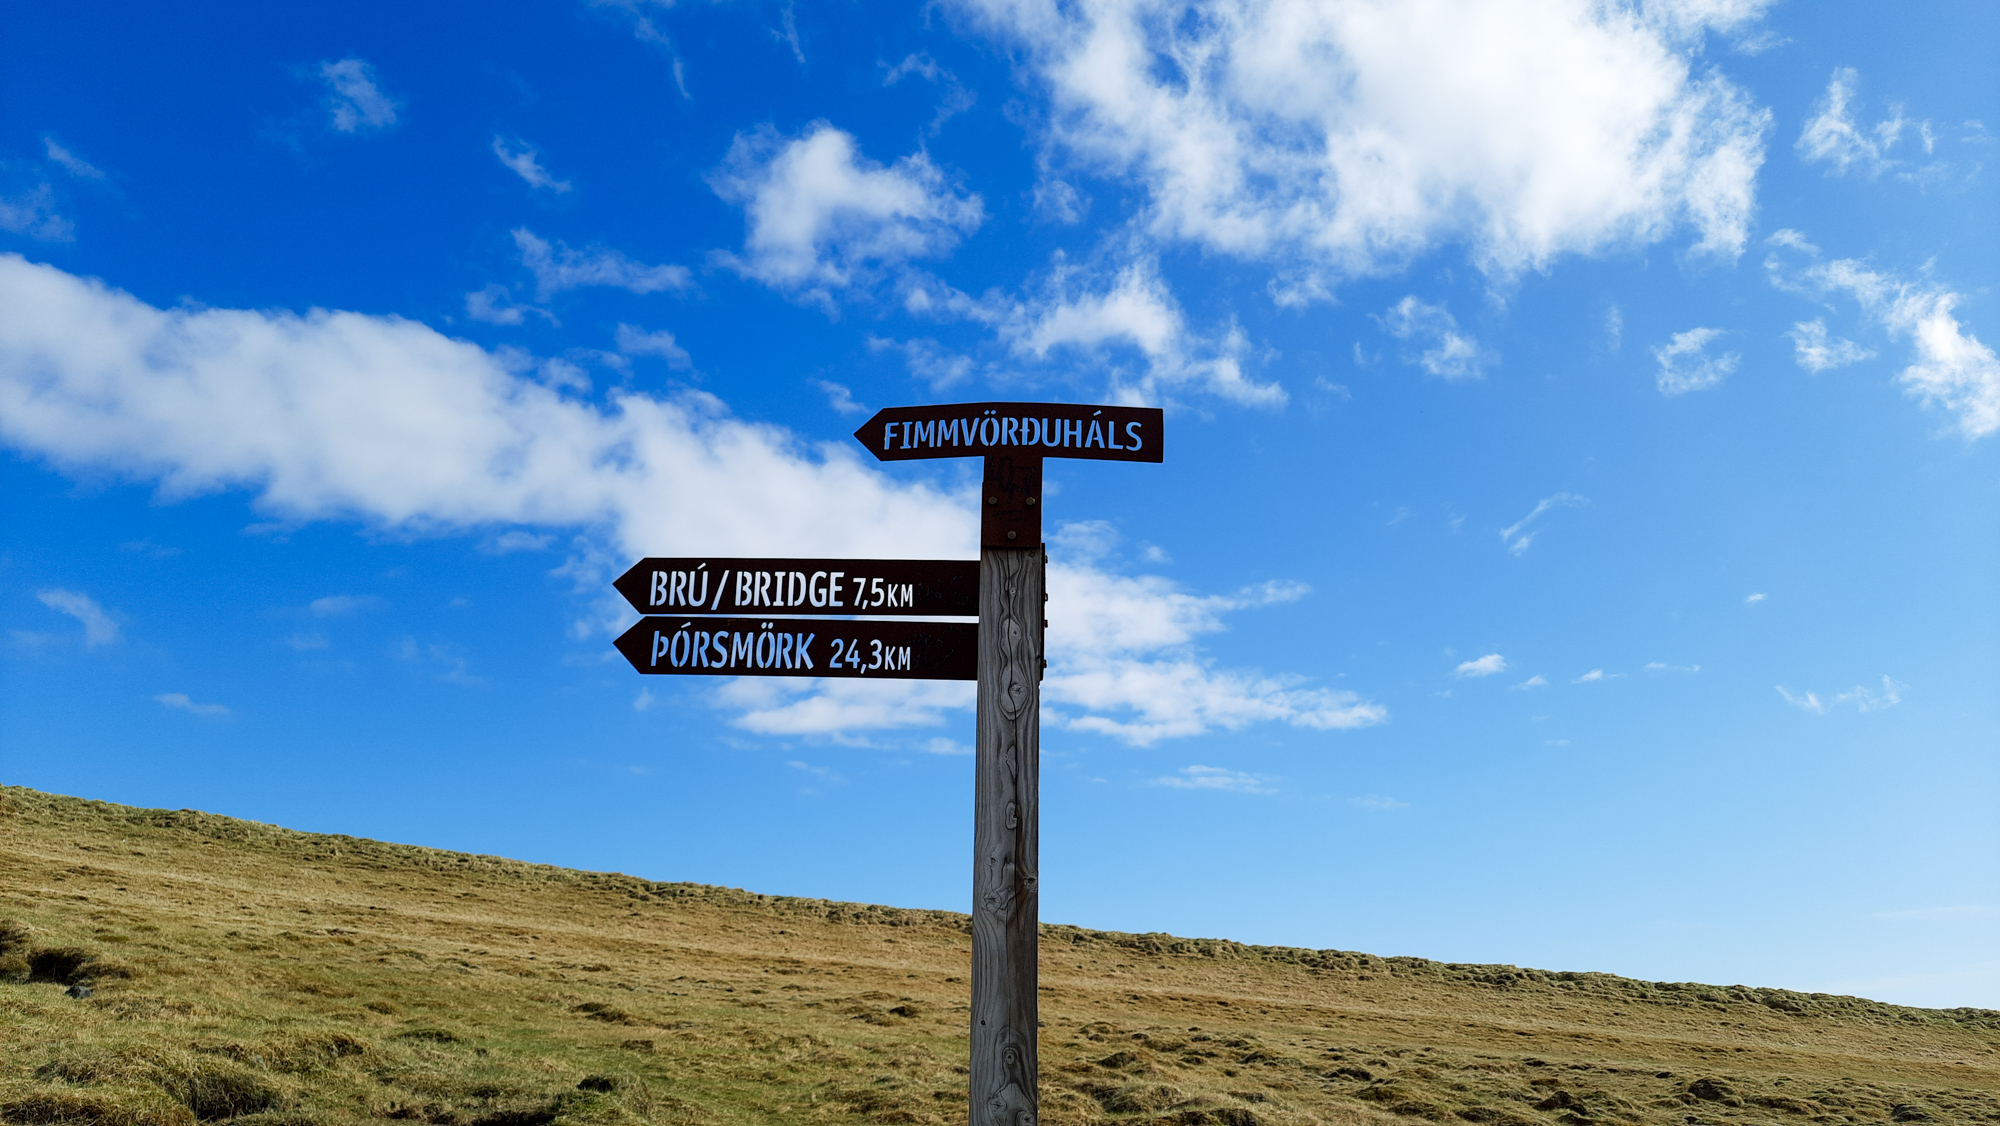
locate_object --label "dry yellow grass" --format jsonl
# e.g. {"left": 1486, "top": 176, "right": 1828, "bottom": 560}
{"left": 1, "top": 784, "right": 1994, "bottom": 1126}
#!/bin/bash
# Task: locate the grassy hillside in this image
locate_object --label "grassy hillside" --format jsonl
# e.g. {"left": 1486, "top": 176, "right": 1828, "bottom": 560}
{"left": 1, "top": 785, "right": 1994, "bottom": 1126}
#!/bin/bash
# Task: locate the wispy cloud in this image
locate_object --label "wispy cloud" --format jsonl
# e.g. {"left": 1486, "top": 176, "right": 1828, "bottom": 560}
{"left": 515, "top": 229, "right": 691, "bottom": 301}
{"left": 923, "top": 737, "right": 972, "bottom": 756}
{"left": 492, "top": 137, "right": 572, "bottom": 192}
{"left": 1573, "top": 669, "right": 1611, "bottom": 683}
{"left": 1348, "top": 794, "right": 1409, "bottom": 811}
{"left": 1378, "top": 297, "right": 1488, "bottom": 380}
{"left": 37, "top": 589, "right": 119, "bottom": 647}
{"left": 1778, "top": 675, "right": 1906, "bottom": 715}
{"left": 614, "top": 324, "right": 692, "bottom": 369}
{"left": 310, "top": 594, "right": 380, "bottom": 616}
{"left": 1151, "top": 765, "right": 1276, "bottom": 795}
{"left": 1510, "top": 674, "right": 1548, "bottom": 690}
{"left": 1745, "top": 592, "right": 1767, "bottom": 604}
{"left": 1454, "top": 653, "right": 1507, "bottom": 678}
{"left": 1653, "top": 327, "right": 1739, "bottom": 395}
{"left": 318, "top": 58, "right": 399, "bottom": 134}
{"left": 0, "top": 183, "right": 72, "bottom": 242}
{"left": 814, "top": 380, "right": 865, "bottom": 416}
{"left": 1796, "top": 67, "right": 1923, "bottom": 177}
{"left": 1499, "top": 493, "right": 1589, "bottom": 555}
{"left": 43, "top": 138, "right": 106, "bottom": 180}
{"left": 155, "top": 692, "right": 229, "bottom": 717}
{"left": 1789, "top": 318, "right": 1875, "bottom": 373}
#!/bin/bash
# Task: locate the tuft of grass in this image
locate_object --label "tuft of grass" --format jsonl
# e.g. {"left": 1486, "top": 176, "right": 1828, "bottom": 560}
{"left": 1, "top": 782, "right": 1996, "bottom": 1126}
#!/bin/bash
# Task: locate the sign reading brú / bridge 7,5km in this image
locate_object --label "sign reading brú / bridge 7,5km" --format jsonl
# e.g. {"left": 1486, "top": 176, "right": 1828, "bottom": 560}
{"left": 614, "top": 400, "right": 1163, "bottom": 1126}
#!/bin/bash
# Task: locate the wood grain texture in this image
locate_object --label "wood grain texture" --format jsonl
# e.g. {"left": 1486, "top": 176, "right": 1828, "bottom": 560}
{"left": 970, "top": 546, "right": 1044, "bottom": 1126}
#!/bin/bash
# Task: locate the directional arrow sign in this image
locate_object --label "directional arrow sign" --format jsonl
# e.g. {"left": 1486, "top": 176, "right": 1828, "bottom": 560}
{"left": 614, "top": 616, "right": 977, "bottom": 680}
{"left": 614, "top": 558, "right": 977, "bottom": 617}
{"left": 854, "top": 401, "right": 1164, "bottom": 464}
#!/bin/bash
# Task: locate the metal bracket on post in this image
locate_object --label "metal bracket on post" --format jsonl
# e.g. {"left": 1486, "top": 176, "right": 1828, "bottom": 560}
{"left": 981, "top": 452, "right": 1043, "bottom": 548}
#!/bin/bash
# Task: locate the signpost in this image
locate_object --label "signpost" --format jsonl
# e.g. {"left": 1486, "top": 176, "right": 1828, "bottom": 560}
{"left": 614, "top": 401, "right": 1162, "bottom": 1126}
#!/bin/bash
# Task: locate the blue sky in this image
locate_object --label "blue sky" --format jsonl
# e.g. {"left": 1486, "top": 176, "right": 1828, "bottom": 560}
{"left": 2, "top": 0, "right": 1995, "bottom": 1008}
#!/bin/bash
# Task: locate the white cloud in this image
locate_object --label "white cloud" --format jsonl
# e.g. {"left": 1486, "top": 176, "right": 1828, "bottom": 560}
{"left": 1454, "top": 653, "right": 1507, "bottom": 678}
{"left": 717, "top": 678, "right": 976, "bottom": 736}
{"left": 0, "top": 183, "right": 72, "bottom": 242}
{"left": 1796, "top": 68, "right": 1914, "bottom": 177}
{"left": 1005, "top": 260, "right": 1282, "bottom": 406}
{"left": 1573, "top": 669, "right": 1606, "bottom": 683}
{"left": 632, "top": 688, "right": 657, "bottom": 712}
{"left": 463, "top": 285, "right": 541, "bottom": 326}
{"left": 485, "top": 530, "right": 553, "bottom": 554}
{"left": 285, "top": 632, "right": 328, "bottom": 650}
{"left": 1499, "top": 492, "right": 1588, "bottom": 555}
{"left": 1788, "top": 318, "right": 1875, "bottom": 374}
{"left": 1777, "top": 685, "right": 1825, "bottom": 714}
{"left": 1778, "top": 676, "right": 1905, "bottom": 715}
{"left": 0, "top": 252, "right": 969, "bottom": 565}
{"left": 1348, "top": 793, "right": 1409, "bottom": 811}
{"left": 492, "top": 137, "right": 573, "bottom": 193}
{"left": 1152, "top": 765, "right": 1276, "bottom": 794}
{"left": 155, "top": 692, "right": 229, "bottom": 717}
{"left": 1745, "top": 591, "right": 1766, "bottom": 603}
{"left": 1378, "top": 297, "right": 1487, "bottom": 380}
{"left": 36, "top": 588, "right": 119, "bottom": 647}
{"left": 1510, "top": 674, "right": 1548, "bottom": 690}
{"left": 318, "top": 59, "right": 399, "bottom": 134}
{"left": 1644, "top": 661, "right": 1700, "bottom": 672}
{"left": 923, "top": 737, "right": 972, "bottom": 756}
{"left": 710, "top": 124, "right": 983, "bottom": 296}
{"left": 309, "top": 594, "right": 380, "bottom": 616}
{"left": 1800, "top": 258, "right": 2000, "bottom": 439}
{"left": 1653, "top": 327, "right": 1738, "bottom": 395}
{"left": 514, "top": 229, "right": 691, "bottom": 301}
{"left": 1042, "top": 552, "right": 1381, "bottom": 745}
{"left": 43, "top": 138, "right": 106, "bottom": 180}
{"left": 958, "top": 0, "right": 1771, "bottom": 287}
{"left": 614, "top": 323, "right": 692, "bottom": 369}
{"left": 814, "top": 380, "right": 865, "bottom": 416}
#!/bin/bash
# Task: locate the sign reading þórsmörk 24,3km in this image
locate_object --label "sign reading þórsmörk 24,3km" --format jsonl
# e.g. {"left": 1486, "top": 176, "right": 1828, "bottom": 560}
{"left": 614, "top": 400, "right": 1163, "bottom": 1126}
{"left": 611, "top": 616, "right": 976, "bottom": 680}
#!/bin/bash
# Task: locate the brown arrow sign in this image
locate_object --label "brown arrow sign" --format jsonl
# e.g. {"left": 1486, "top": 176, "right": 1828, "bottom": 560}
{"left": 853, "top": 402, "right": 1163, "bottom": 464}
{"left": 614, "top": 616, "right": 977, "bottom": 680}
{"left": 614, "top": 558, "right": 977, "bottom": 617}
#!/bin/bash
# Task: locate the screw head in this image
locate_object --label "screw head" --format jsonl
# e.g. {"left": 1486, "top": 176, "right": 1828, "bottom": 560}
{"left": 1025, "top": 496, "right": 1036, "bottom": 506}
{"left": 987, "top": 496, "right": 997, "bottom": 505}
{"left": 1007, "top": 531, "right": 1017, "bottom": 540}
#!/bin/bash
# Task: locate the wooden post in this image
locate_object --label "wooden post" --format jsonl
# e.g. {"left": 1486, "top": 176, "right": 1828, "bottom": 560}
{"left": 971, "top": 451, "right": 1044, "bottom": 1126}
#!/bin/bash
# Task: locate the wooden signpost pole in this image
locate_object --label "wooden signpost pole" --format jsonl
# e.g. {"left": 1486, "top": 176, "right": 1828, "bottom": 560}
{"left": 971, "top": 451, "right": 1045, "bottom": 1126}
{"left": 617, "top": 403, "right": 1160, "bottom": 1125}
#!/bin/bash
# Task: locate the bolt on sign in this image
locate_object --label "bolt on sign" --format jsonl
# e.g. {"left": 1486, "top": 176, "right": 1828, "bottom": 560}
{"left": 615, "top": 401, "right": 1163, "bottom": 1126}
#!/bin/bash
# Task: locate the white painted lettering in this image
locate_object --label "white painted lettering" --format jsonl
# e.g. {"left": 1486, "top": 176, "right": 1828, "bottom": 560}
{"left": 755, "top": 571, "right": 773, "bottom": 606}
{"left": 735, "top": 570, "right": 753, "bottom": 607}
{"left": 777, "top": 632, "right": 794, "bottom": 669}
{"left": 731, "top": 632, "right": 754, "bottom": 667}
{"left": 649, "top": 570, "right": 668, "bottom": 607}
{"left": 829, "top": 571, "right": 845, "bottom": 607}
{"left": 884, "top": 421, "right": 899, "bottom": 449}
{"left": 810, "top": 571, "right": 828, "bottom": 607}
{"left": 796, "top": 633, "right": 814, "bottom": 669}
{"left": 669, "top": 570, "right": 687, "bottom": 605}
{"left": 693, "top": 630, "right": 711, "bottom": 667}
